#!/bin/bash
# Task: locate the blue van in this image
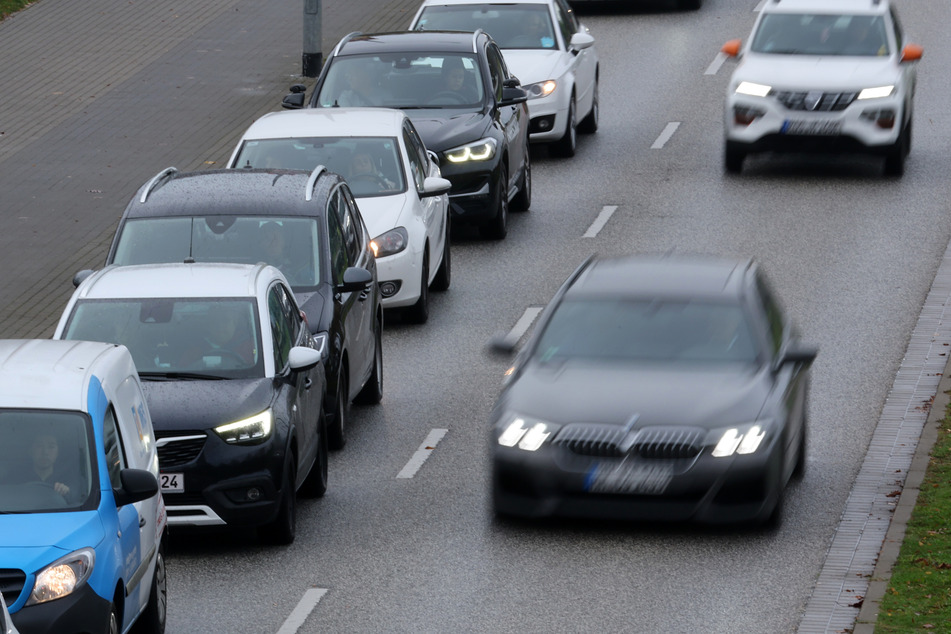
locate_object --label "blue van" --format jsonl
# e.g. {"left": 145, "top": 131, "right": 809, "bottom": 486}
{"left": 0, "top": 340, "right": 166, "bottom": 634}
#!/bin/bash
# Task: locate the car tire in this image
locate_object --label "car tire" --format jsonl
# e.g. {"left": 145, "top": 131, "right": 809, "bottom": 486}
{"left": 884, "top": 117, "right": 911, "bottom": 177}
{"left": 793, "top": 417, "right": 807, "bottom": 480}
{"left": 299, "top": 413, "right": 329, "bottom": 497}
{"left": 108, "top": 601, "right": 120, "bottom": 634}
{"left": 724, "top": 143, "right": 745, "bottom": 174}
{"left": 259, "top": 454, "right": 297, "bottom": 545}
{"left": 551, "top": 98, "right": 577, "bottom": 158}
{"left": 431, "top": 219, "right": 452, "bottom": 291}
{"left": 578, "top": 78, "right": 599, "bottom": 134}
{"left": 328, "top": 371, "right": 349, "bottom": 450}
{"left": 354, "top": 324, "right": 383, "bottom": 405}
{"left": 404, "top": 252, "right": 430, "bottom": 324}
{"left": 511, "top": 152, "right": 531, "bottom": 212}
{"left": 131, "top": 541, "right": 167, "bottom": 634}
{"left": 480, "top": 170, "right": 508, "bottom": 240}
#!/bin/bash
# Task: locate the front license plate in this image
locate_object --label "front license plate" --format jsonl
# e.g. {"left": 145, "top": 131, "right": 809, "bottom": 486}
{"left": 586, "top": 462, "right": 673, "bottom": 495}
{"left": 160, "top": 473, "right": 184, "bottom": 493}
{"left": 781, "top": 119, "right": 842, "bottom": 136}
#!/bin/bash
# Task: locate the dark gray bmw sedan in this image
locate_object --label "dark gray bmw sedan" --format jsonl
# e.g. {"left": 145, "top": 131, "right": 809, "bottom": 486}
{"left": 490, "top": 255, "right": 817, "bottom": 526}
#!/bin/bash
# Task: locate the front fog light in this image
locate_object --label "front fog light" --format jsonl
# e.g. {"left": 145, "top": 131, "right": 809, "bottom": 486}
{"left": 27, "top": 548, "right": 95, "bottom": 606}
{"left": 860, "top": 108, "right": 896, "bottom": 129}
{"left": 215, "top": 411, "right": 272, "bottom": 444}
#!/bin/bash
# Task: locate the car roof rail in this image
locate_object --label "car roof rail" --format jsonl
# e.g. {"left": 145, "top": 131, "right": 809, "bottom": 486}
{"left": 334, "top": 31, "right": 363, "bottom": 56}
{"left": 305, "top": 165, "right": 328, "bottom": 201}
{"left": 471, "top": 28, "right": 485, "bottom": 53}
{"left": 139, "top": 167, "right": 178, "bottom": 203}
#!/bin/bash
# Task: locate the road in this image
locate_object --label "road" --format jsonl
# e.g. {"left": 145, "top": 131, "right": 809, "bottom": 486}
{"left": 2, "top": 0, "right": 950, "bottom": 632}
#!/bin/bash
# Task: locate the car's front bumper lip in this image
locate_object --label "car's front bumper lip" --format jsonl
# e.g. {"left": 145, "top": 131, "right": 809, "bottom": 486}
{"left": 10, "top": 581, "right": 111, "bottom": 634}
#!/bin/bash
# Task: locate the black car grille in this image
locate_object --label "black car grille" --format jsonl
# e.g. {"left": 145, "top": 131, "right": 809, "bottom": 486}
{"left": 0, "top": 568, "right": 26, "bottom": 606}
{"left": 773, "top": 90, "right": 858, "bottom": 112}
{"left": 553, "top": 425, "right": 705, "bottom": 460}
{"left": 155, "top": 430, "right": 207, "bottom": 468}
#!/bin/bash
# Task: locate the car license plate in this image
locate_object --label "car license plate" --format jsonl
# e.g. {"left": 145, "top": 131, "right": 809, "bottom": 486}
{"left": 781, "top": 119, "right": 842, "bottom": 136}
{"left": 160, "top": 473, "right": 184, "bottom": 493}
{"left": 586, "top": 462, "right": 672, "bottom": 495}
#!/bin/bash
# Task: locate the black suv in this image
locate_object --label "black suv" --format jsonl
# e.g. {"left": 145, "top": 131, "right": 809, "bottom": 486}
{"left": 81, "top": 166, "right": 383, "bottom": 450}
{"left": 283, "top": 30, "right": 531, "bottom": 239}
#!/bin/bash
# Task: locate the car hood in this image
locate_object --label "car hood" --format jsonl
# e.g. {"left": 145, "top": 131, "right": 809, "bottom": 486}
{"left": 355, "top": 194, "right": 411, "bottom": 241}
{"left": 736, "top": 54, "right": 901, "bottom": 90}
{"left": 141, "top": 378, "right": 276, "bottom": 432}
{"left": 502, "top": 49, "right": 566, "bottom": 85}
{"left": 0, "top": 511, "right": 104, "bottom": 556}
{"left": 501, "top": 360, "right": 771, "bottom": 429}
{"left": 407, "top": 110, "right": 490, "bottom": 153}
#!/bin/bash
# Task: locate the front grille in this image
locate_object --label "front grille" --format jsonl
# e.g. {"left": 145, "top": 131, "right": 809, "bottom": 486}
{"left": 0, "top": 568, "right": 26, "bottom": 606}
{"left": 155, "top": 430, "right": 207, "bottom": 468}
{"left": 773, "top": 90, "right": 858, "bottom": 112}
{"left": 553, "top": 425, "right": 705, "bottom": 460}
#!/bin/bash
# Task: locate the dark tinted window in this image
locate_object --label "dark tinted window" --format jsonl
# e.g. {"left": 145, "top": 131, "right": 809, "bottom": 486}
{"left": 416, "top": 5, "right": 556, "bottom": 50}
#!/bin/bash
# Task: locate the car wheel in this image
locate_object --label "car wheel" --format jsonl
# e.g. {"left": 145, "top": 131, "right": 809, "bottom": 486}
{"left": 884, "top": 117, "right": 911, "bottom": 177}
{"left": 551, "top": 98, "right": 577, "bottom": 158}
{"left": 724, "top": 143, "right": 745, "bottom": 174}
{"left": 578, "top": 78, "right": 599, "bottom": 134}
{"left": 480, "top": 171, "right": 508, "bottom": 240}
{"left": 404, "top": 252, "right": 430, "bottom": 324}
{"left": 431, "top": 218, "right": 452, "bottom": 291}
{"left": 108, "top": 602, "right": 120, "bottom": 634}
{"left": 259, "top": 454, "right": 297, "bottom": 545}
{"left": 328, "top": 371, "right": 349, "bottom": 450}
{"left": 299, "top": 412, "right": 329, "bottom": 497}
{"left": 354, "top": 324, "right": 383, "bottom": 405}
{"left": 511, "top": 152, "right": 531, "bottom": 212}
{"left": 131, "top": 541, "right": 167, "bottom": 634}
{"left": 792, "top": 417, "right": 807, "bottom": 480}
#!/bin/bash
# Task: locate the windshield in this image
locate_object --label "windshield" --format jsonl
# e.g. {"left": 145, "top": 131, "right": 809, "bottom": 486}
{"left": 751, "top": 14, "right": 890, "bottom": 56}
{"left": 63, "top": 298, "right": 264, "bottom": 379}
{"left": 112, "top": 216, "right": 321, "bottom": 289}
{"left": 415, "top": 5, "right": 557, "bottom": 50}
{"left": 316, "top": 53, "right": 484, "bottom": 109}
{"left": 234, "top": 137, "right": 406, "bottom": 197}
{"left": 534, "top": 299, "right": 760, "bottom": 365}
{"left": 0, "top": 410, "right": 96, "bottom": 513}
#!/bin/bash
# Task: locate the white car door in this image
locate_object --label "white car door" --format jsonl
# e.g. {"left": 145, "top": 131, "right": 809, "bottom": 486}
{"left": 403, "top": 122, "right": 446, "bottom": 282}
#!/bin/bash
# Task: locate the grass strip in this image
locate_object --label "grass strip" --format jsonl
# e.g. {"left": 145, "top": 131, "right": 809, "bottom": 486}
{"left": 0, "top": 0, "right": 34, "bottom": 21}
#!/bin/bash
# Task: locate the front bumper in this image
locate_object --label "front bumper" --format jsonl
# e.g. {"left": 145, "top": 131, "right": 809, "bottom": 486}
{"left": 525, "top": 90, "right": 570, "bottom": 143}
{"left": 492, "top": 436, "right": 783, "bottom": 524}
{"left": 376, "top": 247, "right": 423, "bottom": 309}
{"left": 10, "top": 582, "right": 111, "bottom": 634}
{"left": 438, "top": 162, "right": 499, "bottom": 223}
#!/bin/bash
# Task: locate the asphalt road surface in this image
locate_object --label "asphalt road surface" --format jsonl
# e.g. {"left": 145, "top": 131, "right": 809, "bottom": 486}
{"left": 2, "top": 0, "right": 950, "bottom": 632}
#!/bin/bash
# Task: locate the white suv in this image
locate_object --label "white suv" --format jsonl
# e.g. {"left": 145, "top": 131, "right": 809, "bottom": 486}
{"left": 722, "top": 0, "right": 922, "bottom": 175}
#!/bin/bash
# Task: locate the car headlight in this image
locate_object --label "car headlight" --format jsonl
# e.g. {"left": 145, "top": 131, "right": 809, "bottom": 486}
{"left": 734, "top": 81, "right": 771, "bottom": 97}
{"left": 709, "top": 422, "right": 769, "bottom": 457}
{"left": 497, "top": 413, "right": 558, "bottom": 451}
{"left": 444, "top": 138, "right": 497, "bottom": 163}
{"left": 371, "top": 227, "right": 409, "bottom": 258}
{"left": 523, "top": 80, "right": 557, "bottom": 99}
{"left": 26, "top": 548, "right": 95, "bottom": 606}
{"left": 215, "top": 410, "right": 272, "bottom": 444}
{"left": 857, "top": 85, "right": 896, "bottom": 100}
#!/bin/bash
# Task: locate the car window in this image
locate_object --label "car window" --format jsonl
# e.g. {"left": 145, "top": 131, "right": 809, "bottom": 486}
{"left": 551, "top": 3, "right": 574, "bottom": 50}
{"left": 889, "top": 6, "right": 904, "bottom": 47}
{"left": 316, "top": 53, "right": 484, "bottom": 109}
{"left": 0, "top": 409, "right": 96, "bottom": 512}
{"left": 755, "top": 275, "right": 785, "bottom": 356}
{"left": 534, "top": 299, "right": 760, "bottom": 364}
{"left": 268, "top": 283, "right": 298, "bottom": 371}
{"left": 103, "top": 406, "right": 127, "bottom": 490}
{"left": 63, "top": 298, "right": 264, "bottom": 379}
{"left": 233, "top": 136, "right": 406, "bottom": 197}
{"left": 751, "top": 13, "right": 891, "bottom": 56}
{"left": 415, "top": 5, "right": 557, "bottom": 50}
{"left": 554, "top": 0, "right": 579, "bottom": 33}
{"left": 402, "top": 126, "right": 427, "bottom": 190}
{"left": 327, "top": 194, "right": 348, "bottom": 285}
{"left": 113, "top": 216, "right": 321, "bottom": 289}
{"left": 485, "top": 44, "right": 505, "bottom": 101}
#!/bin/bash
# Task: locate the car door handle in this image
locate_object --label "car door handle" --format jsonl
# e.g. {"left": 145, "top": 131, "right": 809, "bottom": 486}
{"left": 358, "top": 290, "right": 369, "bottom": 301}
{"left": 304, "top": 378, "right": 313, "bottom": 389}
{"left": 139, "top": 516, "right": 147, "bottom": 528}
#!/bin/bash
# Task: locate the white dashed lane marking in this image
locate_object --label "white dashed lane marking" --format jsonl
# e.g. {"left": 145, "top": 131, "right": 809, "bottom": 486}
{"left": 276, "top": 588, "right": 328, "bottom": 634}
{"left": 397, "top": 428, "right": 448, "bottom": 479}
{"left": 583, "top": 205, "right": 618, "bottom": 238}
{"left": 651, "top": 122, "right": 680, "bottom": 149}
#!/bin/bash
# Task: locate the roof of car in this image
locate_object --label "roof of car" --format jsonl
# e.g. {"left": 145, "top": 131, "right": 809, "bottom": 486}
{"left": 761, "top": 0, "right": 889, "bottom": 15}
{"left": 0, "top": 339, "right": 129, "bottom": 411}
{"left": 238, "top": 108, "right": 409, "bottom": 141}
{"left": 335, "top": 31, "right": 488, "bottom": 56}
{"left": 74, "top": 262, "right": 284, "bottom": 301}
{"left": 418, "top": 0, "right": 552, "bottom": 6}
{"left": 123, "top": 167, "right": 343, "bottom": 219}
{"left": 566, "top": 255, "right": 753, "bottom": 301}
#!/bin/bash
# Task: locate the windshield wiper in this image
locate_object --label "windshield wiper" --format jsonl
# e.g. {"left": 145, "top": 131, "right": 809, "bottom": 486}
{"left": 139, "top": 372, "right": 228, "bottom": 381}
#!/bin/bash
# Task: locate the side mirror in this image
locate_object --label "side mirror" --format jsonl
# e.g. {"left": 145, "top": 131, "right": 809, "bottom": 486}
{"left": 569, "top": 32, "right": 595, "bottom": 52}
{"left": 73, "top": 269, "right": 95, "bottom": 287}
{"left": 499, "top": 86, "right": 529, "bottom": 107}
{"left": 420, "top": 176, "right": 452, "bottom": 198}
{"left": 113, "top": 468, "right": 159, "bottom": 507}
{"left": 289, "top": 345, "right": 322, "bottom": 371}
{"left": 721, "top": 39, "right": 742, "bottom": 58}
{"left": 900, "top": 43, "right": 923, "bottom": 63}
{"left": 282, "top": 86, "right": 306, "bottom": 110}
{"left": 337, "top": 266, "right": 373, "bottom": 293}
{"left": 773, "top": 342, "right": 818, "bottom": 372}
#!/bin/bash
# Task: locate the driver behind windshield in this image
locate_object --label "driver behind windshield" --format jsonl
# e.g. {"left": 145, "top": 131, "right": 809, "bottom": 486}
{"left": 9, "top": 430, "right": 83, "bottom": 505}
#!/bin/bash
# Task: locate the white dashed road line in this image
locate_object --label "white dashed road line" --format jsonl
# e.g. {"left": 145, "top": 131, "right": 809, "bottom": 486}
{"left": 507, "top": 307, "right": 543, "bottom": 344}
{"left": 651, "top": 122, "right": 680, "bottom": 149}
{"left": 705, "top": 52, "right": 727, "bottom": 75}
{"left": 276, "top": 588, "right": 328, "bottom": 634}
{"left": 397, "top": 428, "right": 448, "bottom": 479}
{"left": 583, "top": 205, "right": 618, "bottom": 238}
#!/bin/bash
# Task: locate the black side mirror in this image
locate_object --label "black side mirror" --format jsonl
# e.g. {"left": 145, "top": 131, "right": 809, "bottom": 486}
{"left": 499, "top": 86, "right": 528, "bottom": 107}
{"left": 282, "top": 86, "right": 307, "bottom": 110}
{"left": 113, "top": 468, "right": 159, "bottom": 507}
{"left": 773, "top": 342, "right": 818, "bottom": 372}
{"left": 337, "top": 266, "right": 372, "bottom": 293}
{"left": 73, "top": 269, "right": 95, "bottom": 287}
